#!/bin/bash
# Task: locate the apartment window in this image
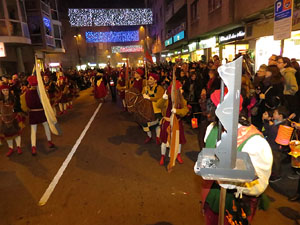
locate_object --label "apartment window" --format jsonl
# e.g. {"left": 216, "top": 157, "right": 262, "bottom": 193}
{"left": 0, "top": 21, "right": 8, "bottom": 35}
{"left": 49, "top": 0, "right": 57, "bottom": 11}
{"left": 7, "top": 0, "right": 19, "bottom": 20}
{"left": 51, "top": 10, "right": 58, "bottom": 20}
{"left": 25, "top": 0, "right": 39, "bottom": 10}
{"left": 208, "top": 0, "right": 222, "bottom": 13}
{"left": 19, "top": 0, "right": 26, "bottom": 22}
{"left": 191, "top": 0, "right": 198, "bottom": 22}
{"left": 53, "top": 24, "right": 60, "bottom": 38}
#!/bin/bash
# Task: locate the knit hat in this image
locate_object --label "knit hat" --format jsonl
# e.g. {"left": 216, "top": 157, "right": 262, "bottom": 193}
{"left": 27, "top": 75, "right": 38, "bottom": 86}
{"left": 148, "top": 73, "right": 159, "bottom": 81}
{"left": 167, "top": 80, "right": 182, "bottom": 94}
{"left": 135, "top": 68, "right": 144, "bottom": 76}
{"left": 210, "top": 88, "right": 243, "bottom": 112}
{"left": 0, "top": 84, "right": 9, "bottom": 90}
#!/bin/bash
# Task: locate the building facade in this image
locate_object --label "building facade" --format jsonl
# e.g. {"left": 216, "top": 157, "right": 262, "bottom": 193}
{"left": 0, "top": 0, "right": 32, "bottom": 75}
{"left": 0, "top": 0, "right": 64, "bottom": 76}
{"left": 147, "top": 0, "right": 300, "bottom": 69}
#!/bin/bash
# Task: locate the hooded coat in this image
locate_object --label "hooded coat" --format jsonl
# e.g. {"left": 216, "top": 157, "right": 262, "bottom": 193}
{"left": 281, "top": 67, "right": 299, "bottom": 95}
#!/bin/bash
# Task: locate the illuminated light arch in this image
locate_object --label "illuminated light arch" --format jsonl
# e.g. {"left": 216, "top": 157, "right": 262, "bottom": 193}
{"left": 68, "top": 8, "right": 153, "bottom": 27}
{"left": 112, "top": 45, "right": 143, "bottom": 53}
{"left": 85, "top": 31, "right": 139, "bottom": 43}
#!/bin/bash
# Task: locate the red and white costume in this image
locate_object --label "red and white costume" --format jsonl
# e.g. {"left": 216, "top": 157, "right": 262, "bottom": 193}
{"left": 21, "top": 75, "right": 55, "bottom": 155}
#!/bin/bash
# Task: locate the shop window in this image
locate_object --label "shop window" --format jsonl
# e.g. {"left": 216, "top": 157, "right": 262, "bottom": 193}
{"left": 208, "top": 0, "right": 222, "bottom": 13}
{"left": 0, "top": 0, "right": 5, "bottom": 19}
{"left": 191, "top": 0, "right": 198, "bottom": 22}
{"left": 6, "top": 0, "right": 19, "bottom": 20}
{"left": 0, "top": 21, "right": 8, "bottom": 35}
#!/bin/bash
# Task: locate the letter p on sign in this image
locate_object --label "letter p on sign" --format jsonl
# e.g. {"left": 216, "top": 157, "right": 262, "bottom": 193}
{"left": 276, "top": 1, "right": 282, "bottom": 13}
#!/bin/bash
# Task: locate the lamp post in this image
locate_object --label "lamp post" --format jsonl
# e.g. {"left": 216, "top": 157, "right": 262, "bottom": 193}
{"left": 74, "top": 34, "right": 82, "bottom": 66}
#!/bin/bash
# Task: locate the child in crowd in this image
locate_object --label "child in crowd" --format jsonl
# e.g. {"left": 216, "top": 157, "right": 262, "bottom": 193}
{"left": 262, "top": 106, "right": 290, "bottom": 182}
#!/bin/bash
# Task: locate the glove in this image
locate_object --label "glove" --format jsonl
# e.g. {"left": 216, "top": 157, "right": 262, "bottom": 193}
{"left": 163, "top": 91, "right": 168, "bottom": 100}
{"left": 143, "top": 94, "right": 150, "bottom": 100}
{"left": 171, "top": 108, "right": 176, "bottom": 114}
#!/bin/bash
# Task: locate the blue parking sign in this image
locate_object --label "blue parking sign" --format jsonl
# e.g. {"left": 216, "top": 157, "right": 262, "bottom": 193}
{"left": 275, "top": 0, "right": 283, "bottom": 14}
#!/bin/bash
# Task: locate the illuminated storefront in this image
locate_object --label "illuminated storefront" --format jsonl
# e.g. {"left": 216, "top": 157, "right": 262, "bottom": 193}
{"left": 255, "top": 36, "right": 281, "bottom": 71}
{"left": 255, "top": 30, "right": 300, "bottom": 70}
{"left": 219, "top": 27, "right": 248, "bottom": 62}
{"left": 197, "top": 36, "right": 218, "bottom": 61}
{"left": 283, "top": 30, "right": 300, "bottom": 60}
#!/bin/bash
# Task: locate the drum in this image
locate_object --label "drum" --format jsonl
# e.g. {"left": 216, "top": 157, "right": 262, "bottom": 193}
{"left": 125, "top": 87, "right": 155, "bottom": 124}
{"left": 289, "top": 140, "right": 300, "bottom": 168}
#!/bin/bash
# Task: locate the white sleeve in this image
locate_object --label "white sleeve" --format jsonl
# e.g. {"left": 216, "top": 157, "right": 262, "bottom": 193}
{"left": 204, "top": 122, "right": 215, "bottom": 143}
{"left": 219, "top": 135, "right": 273, "bottom": 197}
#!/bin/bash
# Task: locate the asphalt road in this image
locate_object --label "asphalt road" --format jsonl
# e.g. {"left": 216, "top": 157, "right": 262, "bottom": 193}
{"left": 0, "top": 88, "right": 299, "bottom": 225}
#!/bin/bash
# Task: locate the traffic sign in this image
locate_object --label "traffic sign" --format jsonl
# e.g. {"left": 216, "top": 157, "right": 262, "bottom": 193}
{"left": 274, "top": 0, "right": 293, "bottom": 40}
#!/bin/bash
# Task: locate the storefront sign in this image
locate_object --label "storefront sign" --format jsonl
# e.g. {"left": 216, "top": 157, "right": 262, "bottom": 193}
{"left": 274, "top": 0, "right": 293, "bottom": 40}
{"left": 173, "top": 31, "right": 185, "bottom": 43}
{"left": 199, "top": 37, "right": 216, "bottom": 49}
{"left": 0, "top": 42, "right": 6, "bottom": 57}
{"left": 219, "top": 27, "right": 245, "bottom": 44}
{"left": 165, "top": 37, "right": 173, "bottom": 47}
{"left": 182, "top": 48, "right": 189, "bottom": 53}
{"left": 49, "top": 62, "right": 60, "bottom": 67}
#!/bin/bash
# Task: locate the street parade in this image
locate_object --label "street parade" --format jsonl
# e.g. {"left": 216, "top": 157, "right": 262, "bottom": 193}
{"left": 1, "top": 0, "right": 300, "bottom": 225}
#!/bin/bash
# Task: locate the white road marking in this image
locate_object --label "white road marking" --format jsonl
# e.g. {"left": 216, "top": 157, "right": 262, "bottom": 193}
{"left": 39, "top": 103, "right": 103, "bottom": 206}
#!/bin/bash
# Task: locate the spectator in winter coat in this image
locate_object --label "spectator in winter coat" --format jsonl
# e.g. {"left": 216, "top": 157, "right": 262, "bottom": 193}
{"left": 277, "top": 56, "right": 299, "bottom": 121}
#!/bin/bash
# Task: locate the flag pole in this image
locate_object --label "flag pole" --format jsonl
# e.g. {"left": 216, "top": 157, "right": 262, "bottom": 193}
{"left": 218, "top": 79, "right": 226, "bottom": 225}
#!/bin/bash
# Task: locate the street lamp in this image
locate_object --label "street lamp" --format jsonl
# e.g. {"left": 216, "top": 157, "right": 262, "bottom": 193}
{"left": 74, "top": 34, "right": 82, "bottom": 66}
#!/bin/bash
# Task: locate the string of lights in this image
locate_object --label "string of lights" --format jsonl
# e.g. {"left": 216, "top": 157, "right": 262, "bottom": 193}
{"left": 112, "top": 45, "right": 143, "bottom": 53}
{"left": 85, "top": 31, "right": 139, "bottom": 43}
{"left": 68, "top": 8, "right": 153, "bottom": 27}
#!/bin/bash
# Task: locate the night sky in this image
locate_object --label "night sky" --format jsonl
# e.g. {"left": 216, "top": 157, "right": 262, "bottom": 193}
{"left": 58, "top": 0, "right": 145, "bottom": 11}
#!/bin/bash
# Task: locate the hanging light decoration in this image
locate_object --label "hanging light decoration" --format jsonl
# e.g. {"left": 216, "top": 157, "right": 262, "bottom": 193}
{"left": 68, "top": 8, "right": 153, "bottom": 27}
{"left": 85, "top": 31, "right": 139, "bottom": 43}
